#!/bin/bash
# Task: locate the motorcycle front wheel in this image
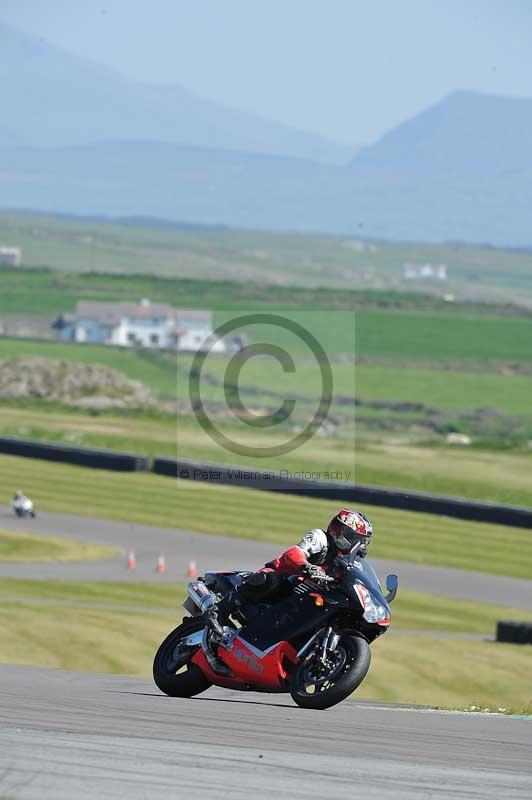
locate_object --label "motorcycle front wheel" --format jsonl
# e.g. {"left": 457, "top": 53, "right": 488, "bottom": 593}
{"left": 153, "top": 618, "right": 212, "bottom": 698}
{"left": 290, "top": 634, "right": 371, "bottom": 710}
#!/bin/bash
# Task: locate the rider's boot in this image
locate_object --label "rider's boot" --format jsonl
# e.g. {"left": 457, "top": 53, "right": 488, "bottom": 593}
{"left": 202, "top": 607, "right": 232, "bottom": 677}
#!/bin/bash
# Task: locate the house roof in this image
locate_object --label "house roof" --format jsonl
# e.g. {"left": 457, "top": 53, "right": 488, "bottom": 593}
{"left": 73, "top": 301, "right": 212, "bottom": 324}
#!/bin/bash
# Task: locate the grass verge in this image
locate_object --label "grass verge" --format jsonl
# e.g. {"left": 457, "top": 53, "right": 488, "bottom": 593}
{"left": 0, "top": 579, "right": 185, "bottom": 609}
{"left": 0, "top": 528, "right": 118, "bottom": 563}
{"left": 358, "top": 635, "right": 532, "bottom": 712}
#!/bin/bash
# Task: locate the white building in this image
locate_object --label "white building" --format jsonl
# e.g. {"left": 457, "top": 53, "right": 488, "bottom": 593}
{"left": 54, "top": 300, "right": 231, "bottom": 352}
{"left": 0, "top": 247, "right": 22, "bottom": 266}
{"left": 402, "top": 263, "right": 448, "bottom": 281}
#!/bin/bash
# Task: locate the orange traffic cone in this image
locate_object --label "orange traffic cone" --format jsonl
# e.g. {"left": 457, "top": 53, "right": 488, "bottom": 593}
{"left": 186, "top": 558, "right": 198, "bottom": 579}
{"left": 127, "top": 549, "right": 137, "bottom": 570}
{"left": 156, "top": 552, "right": 166, "bottom": 574}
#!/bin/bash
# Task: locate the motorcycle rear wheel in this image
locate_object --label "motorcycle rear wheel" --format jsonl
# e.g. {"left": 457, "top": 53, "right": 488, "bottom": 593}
{"left": 290, "top": 634, "right": 371, "bottom": 710}
{"left": 153, "top": 619, "right": 212, "bottom": 697}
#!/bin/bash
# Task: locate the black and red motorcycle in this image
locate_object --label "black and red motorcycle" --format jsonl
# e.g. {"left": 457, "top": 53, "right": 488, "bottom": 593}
{"left": 153, "top": 551, "right": 398, "bottom": 710}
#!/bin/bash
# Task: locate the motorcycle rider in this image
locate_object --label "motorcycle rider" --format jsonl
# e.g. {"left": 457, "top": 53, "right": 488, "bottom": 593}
{"left": 204, "top": 508, "right": 373, "bottom": 675}
{"left": 11, "top": 489, "right": 35, "bottom": 518}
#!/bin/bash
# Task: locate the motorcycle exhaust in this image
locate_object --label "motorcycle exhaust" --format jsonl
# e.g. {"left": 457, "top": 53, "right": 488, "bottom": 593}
{"left": 187, "top": 580, "right": 218, "bottom": 613}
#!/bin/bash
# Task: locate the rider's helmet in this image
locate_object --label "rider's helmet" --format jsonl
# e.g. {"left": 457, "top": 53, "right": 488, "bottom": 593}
{"left": 327, "top": 508, "right": 373, "bottom": 557}
{"left": 14, "top": 489, "right": 22, "bottom": 499}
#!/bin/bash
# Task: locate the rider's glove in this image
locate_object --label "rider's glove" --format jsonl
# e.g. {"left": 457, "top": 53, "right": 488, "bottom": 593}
{"left": 304, "top": 563, "right": 328, "bottom": 581}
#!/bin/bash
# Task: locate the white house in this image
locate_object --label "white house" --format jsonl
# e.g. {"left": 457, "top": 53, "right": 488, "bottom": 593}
{"left": 54, "top": 300, "right": 231, "bottom": 352}
{"left": 0, "top": 247, "right": 21, "bottom": 266}
{"left": 402, "top": 263, "right": 448, "bottom": 281}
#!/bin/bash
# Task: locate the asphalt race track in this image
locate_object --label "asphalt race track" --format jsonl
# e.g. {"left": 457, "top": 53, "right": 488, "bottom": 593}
{"left": 0, "top": 665, "right": 531, "bottom": 799}
{"left": 1, "top": 506, "right": 532, "bottom": 610}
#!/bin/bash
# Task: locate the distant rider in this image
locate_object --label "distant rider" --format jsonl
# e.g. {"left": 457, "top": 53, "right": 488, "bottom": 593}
{"left": 204, "top": 508, "right": 373, "bottom": 675}
{"left": 11, "top": 489, "right": 35, "bottom": 517}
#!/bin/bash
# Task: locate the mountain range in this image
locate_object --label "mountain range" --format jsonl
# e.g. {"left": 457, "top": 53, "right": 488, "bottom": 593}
{"left": 1, "top": 22, "right": 532, "bottom": 246}
{"left": 0, "top": 22, "right": 351, "bottom": 163}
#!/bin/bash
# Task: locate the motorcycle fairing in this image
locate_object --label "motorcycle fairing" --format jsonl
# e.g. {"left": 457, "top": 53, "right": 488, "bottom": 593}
{"left": 342, "top": 559, "right": 392, "bottom": 629}
{"left": 238, "top": 588, "right": 330, "bottom": 652}
{"left": 191, "top": 637, "right": 298, "bottom": 691}
{"left": 191, "top": 588, "right": 334, "bottom": 690}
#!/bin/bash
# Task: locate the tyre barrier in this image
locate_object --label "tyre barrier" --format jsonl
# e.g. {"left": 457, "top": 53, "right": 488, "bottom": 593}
{"left": 0, "top": 436, "right": 148, "bottom": 472}
{"left": 496, "top": 620, "right": 532, "bottom": 645}
{"left": 152, "top": 456, "right": 532, "bottom": 530}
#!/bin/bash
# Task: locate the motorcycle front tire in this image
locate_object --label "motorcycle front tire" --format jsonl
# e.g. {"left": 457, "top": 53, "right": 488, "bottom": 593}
{"left": 290, "top": 634, "right": 371, "bottom": 710}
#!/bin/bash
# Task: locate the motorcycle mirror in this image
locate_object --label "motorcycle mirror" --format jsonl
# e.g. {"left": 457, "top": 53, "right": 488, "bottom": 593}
{"left": 385, "top": 574, "right": 399, "bottom": 603}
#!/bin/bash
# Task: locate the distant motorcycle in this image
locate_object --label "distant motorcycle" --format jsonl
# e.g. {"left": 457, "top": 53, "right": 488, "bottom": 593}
{"left": 153, "top": 547, "right": 398, "bottom": 710}
{"left": 12, "top": 496, "right": 36, "bottom": 518}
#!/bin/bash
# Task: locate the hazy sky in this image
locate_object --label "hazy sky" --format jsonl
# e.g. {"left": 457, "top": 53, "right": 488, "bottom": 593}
{"left": 2, "top": 1, "right": 531, "bottom": 145}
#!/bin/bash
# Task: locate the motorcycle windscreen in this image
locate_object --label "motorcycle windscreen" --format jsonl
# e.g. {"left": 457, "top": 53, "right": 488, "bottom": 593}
{"left": 344, "top": 558, "right": 387, "bottom": 602}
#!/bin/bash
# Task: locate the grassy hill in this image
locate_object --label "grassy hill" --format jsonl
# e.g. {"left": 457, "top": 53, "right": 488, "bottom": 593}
{"left": 2, "top": 212, "right": 532, "bottom": 306}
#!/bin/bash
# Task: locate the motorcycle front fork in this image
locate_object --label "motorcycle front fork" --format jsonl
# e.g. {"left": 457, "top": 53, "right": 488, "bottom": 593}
{"left": 298, "top": 626, "right": 341, "bottom": 664}
{"left": 320, "top": 627, "right": 341, "bottom": 663}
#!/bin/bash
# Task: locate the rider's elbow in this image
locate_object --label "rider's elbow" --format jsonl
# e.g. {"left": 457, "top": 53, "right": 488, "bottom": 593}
{"left": 277, "top": 546, "right": 308, "bottom": 575}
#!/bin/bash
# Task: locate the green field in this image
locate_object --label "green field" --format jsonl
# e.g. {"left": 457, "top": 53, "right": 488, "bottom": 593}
{"left": 3, "top": 270, "right": 532, "bottom": 362}
{"left": 0, "top": 577, "right": 530, "bottom": 711}
{"left": 181, "top": 349, "right": 532, "bottom": 418}
{"left": 2, "top": 453, "right": 532, "bottom": 579}
{"left": 3, "top": 211, "right": 532, "bottom": 305}
{"left": 3, "top": 334, "right": 532, "bottom": 413}
{"left": 0, "top": 528, "right": 118, "bottom": 563}
{"left": 3, "top": 329, "right": 532, "bottom": 452}
{"left": 2, "top": 265, "right": 510, "bottom": 317}
{"left": 357, "top": 310, "right": 532, "bottom": 363}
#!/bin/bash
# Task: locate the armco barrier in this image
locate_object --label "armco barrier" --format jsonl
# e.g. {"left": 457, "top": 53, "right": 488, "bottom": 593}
{"left": 152, "top": 456, "right": 532, "bottom": 529}
{"left": 0, "top": 436, "right": 148, "bottom": 472}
